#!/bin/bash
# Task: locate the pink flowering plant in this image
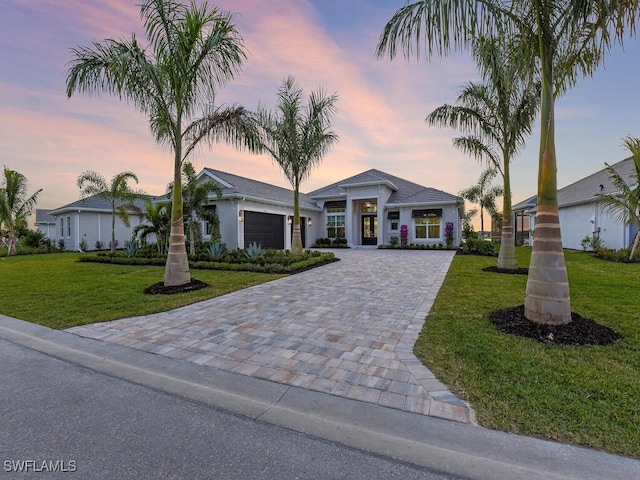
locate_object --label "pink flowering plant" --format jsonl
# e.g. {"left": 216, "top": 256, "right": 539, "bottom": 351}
{"left": 400, "top": 224, "right": 408, "bottom": 247}
{"left": 445, "top": 222, "right": 454, "bottom": 248}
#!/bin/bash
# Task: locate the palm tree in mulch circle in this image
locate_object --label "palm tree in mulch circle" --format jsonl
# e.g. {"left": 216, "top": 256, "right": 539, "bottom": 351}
{"left": 255, "top": 76, "right": 339, "bottom": 255}
{"left": 596, "top": 136, "right": 640, "bottom": 260}
{"left": 0, "top": 167, "right": 42, "bottom": 256}
{"left": 66, "top": 0, "right": 260, "bottom": 288}
{"left": 77, "top": 170, "right": 145, "bottom": 254}
{"left": 427, "top": 35, "right": 540, "bottom": 270}
{"left": 377, "top": 0, "right": 639, "bottom": 326}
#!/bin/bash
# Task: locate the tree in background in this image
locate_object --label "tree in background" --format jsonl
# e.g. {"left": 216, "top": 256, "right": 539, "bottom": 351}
{"left": 134, "top": 201, "right": 171, "bottom": 254}
{"left": 77, "top": 171, "right": 144, "bottom": 254}
{"left": 596, "top": 136, "right": 640, "bottom": 260}
{"left": 255, "top": 76, "right": 338, "bottom": 255}
{"left": 0, "top": 167, "right": 42, "bottom": 256}
{"left": 459, "top": 168, "right": 503, "bottom": 240}
{"left": 66, "top": 0, "right": 260, "bottom": 287}
{"left": 377, "top": 0, "right": 639, "bottom": 325}
{"left": 427, "top": 35, "right": 539, "bottom": 269}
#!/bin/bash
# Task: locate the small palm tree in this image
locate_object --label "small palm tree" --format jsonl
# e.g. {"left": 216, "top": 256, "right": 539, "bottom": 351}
{"left": 377, "top": 0, "right": 639, "bottom": 325}
{"left": 0, "top": 167, "right": 42, "bottom": 256}
{"left": 66, "top": 0, "right": 259, "bottom": 287}
{"left": 77, "top": 171, "right": 145, "bottom": 254}
{"left": 134, "top": 201, "right": 171, "bottom": 254}
{"left": 427, "top": 35, "right": 539, "bottom": 269}
{"left": 459, "top": 168, "right": 503, "bottom": 240}
{"left": 256, "top": 76, "right": 339, "bottom": 255}
{"left": 596, "top": 136, "right": 640, "bottom": 260}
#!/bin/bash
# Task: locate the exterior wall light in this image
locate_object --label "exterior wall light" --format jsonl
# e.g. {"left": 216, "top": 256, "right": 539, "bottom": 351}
{"left": 238, "top": 210, "right": 244, "bottom": 223}
{"left": 307, "top": 218, "right": 312, "bottom": 227}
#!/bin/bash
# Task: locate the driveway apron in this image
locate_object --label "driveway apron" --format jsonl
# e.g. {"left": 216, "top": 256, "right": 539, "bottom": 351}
{"left": 68, "top": 249, "right": 471, "bottom": 423}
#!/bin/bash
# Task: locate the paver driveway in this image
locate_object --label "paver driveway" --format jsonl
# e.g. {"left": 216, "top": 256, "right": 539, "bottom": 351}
{"left": 68, "top": 249, "right": 471, "bottom": 423}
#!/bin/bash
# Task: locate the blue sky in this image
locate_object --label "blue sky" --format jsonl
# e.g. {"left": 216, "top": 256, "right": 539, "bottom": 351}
{"left": 1, "top": 0, "right": 638, "bottom": 226}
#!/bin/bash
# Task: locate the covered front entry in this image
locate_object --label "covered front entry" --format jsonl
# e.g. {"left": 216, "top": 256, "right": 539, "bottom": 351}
{"left": 244, "top": 211, "right": 285, "bottom": 249}
{"left": 361, "top": 215, "right": 377, "bottom": 245}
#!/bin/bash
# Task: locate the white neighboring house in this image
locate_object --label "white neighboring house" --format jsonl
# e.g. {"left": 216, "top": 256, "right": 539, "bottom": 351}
{"left": 47, "top": 195, "right": 150, "bottom": 251}
{"left": 513, "top": 156, "right": 638, "bottom": 251}
{"left": 34, "top": 209, "right": 58, "bottom": 244}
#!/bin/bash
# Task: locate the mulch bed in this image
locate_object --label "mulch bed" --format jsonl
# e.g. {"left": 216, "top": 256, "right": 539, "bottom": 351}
{"left": 482, "top": 266, "right": 529, "bottom": 275}
{"left": 489, "top": 305, "right": 621, "bottom": 346}
{"left": 144, "top": 279, "right": 209, "bottom": 295}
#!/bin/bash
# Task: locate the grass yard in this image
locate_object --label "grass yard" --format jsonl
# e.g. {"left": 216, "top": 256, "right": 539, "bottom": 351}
{"left": 0, "top": 253, "right": 284, "bottom": 329}
{"left": 416, "top": 247, "right": 640, "bottom": 458}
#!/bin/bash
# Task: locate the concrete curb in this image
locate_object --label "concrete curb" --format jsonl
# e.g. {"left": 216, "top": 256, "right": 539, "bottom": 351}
{"left": 2, "top": 314, "right": 639, "bottom": 480}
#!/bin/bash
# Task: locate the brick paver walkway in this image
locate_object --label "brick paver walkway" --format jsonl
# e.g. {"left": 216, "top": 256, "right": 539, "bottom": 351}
{"left": 68, "top": 249, "right": 471, "bottom": 423}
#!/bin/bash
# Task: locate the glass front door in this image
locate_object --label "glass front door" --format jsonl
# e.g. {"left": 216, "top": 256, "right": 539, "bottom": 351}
{"left": 362, "top": 215, "right": 377, "bottom": 245}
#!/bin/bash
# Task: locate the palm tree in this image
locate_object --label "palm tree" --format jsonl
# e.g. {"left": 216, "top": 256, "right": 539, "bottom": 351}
{"left": 66, "top": 0, "right": 259, "bottom": 287}
{"left": 459, "top": 168, "right": 503, "bottom": 240}
{"left": 377, "top": 0, "right": 639, "bottom": 325}
{"left": 0, "top": 167, "right": 42, "bottom": 256}
{"left": 596, "top": 136, "right": 640, "bottom": 260}
{"left": 427, "top": 36, "right": 540, "bottom": 269}
{"left": 176, "top": 162, "right": 222, "bottom": 255}
{"left": 256, "top": 76, "right": 339, "bottom": 255}
{"left": 77, "top": 171, "right": 145, "bottom": 254}
{"left": 134, "top": 201, "right": 171, "bottom": 254}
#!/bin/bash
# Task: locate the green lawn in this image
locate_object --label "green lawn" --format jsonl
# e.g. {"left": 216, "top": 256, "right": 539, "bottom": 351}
{"left": 0, "top": 253, "right": 284, "bottom": 329}
{"left": 416, "top": 248, "right": 640, "bottom": 458}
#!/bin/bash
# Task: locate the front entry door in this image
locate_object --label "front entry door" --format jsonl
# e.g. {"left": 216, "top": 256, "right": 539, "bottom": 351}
{"left": 362, "top": 215, "right": 377, "bottom": 245}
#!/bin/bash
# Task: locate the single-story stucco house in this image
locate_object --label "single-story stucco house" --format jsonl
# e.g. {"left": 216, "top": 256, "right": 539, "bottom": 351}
{"left": 43, "top": 168, "right": 463, "bottom": 252}
{"left": 45, "top": 196, "right": 153, "bottom": 251}
{"left": 513, "top": 156, "right": 638, "bottom": 251}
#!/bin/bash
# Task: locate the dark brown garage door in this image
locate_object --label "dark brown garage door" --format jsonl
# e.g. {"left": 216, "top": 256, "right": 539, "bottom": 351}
{"left": 244, "top": 211, "right": 285, "bottom": 249}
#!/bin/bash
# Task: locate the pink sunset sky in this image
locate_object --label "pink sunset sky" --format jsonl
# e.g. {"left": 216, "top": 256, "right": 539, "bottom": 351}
{"left": 1, "top": 0, "right": 639, "bottom": 227}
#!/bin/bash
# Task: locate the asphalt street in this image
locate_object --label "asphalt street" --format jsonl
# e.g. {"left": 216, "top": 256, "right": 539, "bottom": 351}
{"left": 0, "top": 338, "right": 462, "bottom": 480}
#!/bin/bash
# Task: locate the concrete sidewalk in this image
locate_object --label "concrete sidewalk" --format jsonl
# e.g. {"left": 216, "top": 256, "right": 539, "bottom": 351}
{"left": 1, "top": 315, "right": 639, "bottom": 480}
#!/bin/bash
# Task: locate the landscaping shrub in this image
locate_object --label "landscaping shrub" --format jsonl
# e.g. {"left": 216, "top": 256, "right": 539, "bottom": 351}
{"left": 463, "top": 238, "right": 498, "bottom": 256}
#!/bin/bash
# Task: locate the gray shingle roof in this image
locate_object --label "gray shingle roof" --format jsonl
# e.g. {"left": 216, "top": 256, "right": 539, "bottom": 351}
{"left": 513, "top": 156, "right": 637, "bottom": 211}
{"left": 34, "top": 209, "right": 56, "bottom": 224}
{"left": 49, "top": 194, "right": 155, "bottom": 214}
{"left": 308, "top": 169, "right": 460, "bottom": 205}
{"left": 201, "top": 168, "right": 320, "bottom": 210}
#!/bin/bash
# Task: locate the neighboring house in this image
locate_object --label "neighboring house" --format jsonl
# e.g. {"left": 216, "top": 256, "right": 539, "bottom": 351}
{"left": 46, "top": 168, "right": 464, "bottom": 251}
{"left": 513, "top": 156, "right": 638, "bottom": 250}
{"left": 48, "top": 195, "right": 151, "bottom": 251}
{"left": 34, "top": 209, "right": 58, "bottom": 243}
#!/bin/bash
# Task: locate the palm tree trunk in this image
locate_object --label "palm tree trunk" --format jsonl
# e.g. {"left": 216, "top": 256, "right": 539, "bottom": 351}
{"left": 629, "top": 228, "right": 640, "bottom": 260}
{"left": 524, "top": 62, "right": 571, "bottom": 325}
{"left": 111, "top": 210, "right": 116, "bottom": 254}
{"left": 291, "top": 179, "right": 303, "bottom": 255}
{"left": 164, "top": 142, "right": 191, "bottom": 287}
{"left": 7, "top": 229, "right": 16, "bottom": 256}
{"left": 497, "top": 158, "right": 517, "bottom": 269}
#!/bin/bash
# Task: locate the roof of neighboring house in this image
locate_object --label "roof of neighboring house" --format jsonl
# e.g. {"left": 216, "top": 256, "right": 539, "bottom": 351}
{"left": 513, "top": 156, "right": 637, "bottom": 212}
{"left": 49, "top": 194, "right": 155, "bottom": 215}
{"left": 200, "top": 168, "right": 321, "bottom": 210}
{"left": 308, "top": 169, "right": 461, "bottom": 206}
{"left": 34, "top": 209, "right": 56, "bottom": 224}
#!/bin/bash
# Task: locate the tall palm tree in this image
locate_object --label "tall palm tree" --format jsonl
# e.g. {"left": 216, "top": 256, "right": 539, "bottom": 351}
{"left": 176, "top": 162, "right": 222, "bottom": 254}
{"left": 596, "top": 136, "right": 640, "bottom": 260}
{"left": 77, "top": 171, "right": 145, "bottom": 254}
{"left": 427, "top": 36, "right": 540, "bottom": 269}
{"left": 134, "top": 201, "right": 171, "bottom": 254}
{"left": 377, "top": 0, "right": 638, "bottom": 325}
{"left": 256, "top": 76, "right": 339, "bottom": 255}
{"left": 66, "top": 0, "right": 259, "bottom": 287}
{"left": 459, "top": 168, "right": 504, "bottom": 240}
{"left": 0, "top": 167, "right": 42, "bottom": 256}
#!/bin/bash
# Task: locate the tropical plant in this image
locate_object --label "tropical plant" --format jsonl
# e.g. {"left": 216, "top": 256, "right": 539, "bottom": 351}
{"left": 596, "top": 136, "right": 640, "bottom": 260}
{"left": 207, "top": 240, "right": 228, "bottom": 261}
{"left": 244, "top": 241, "right": 264, "bottom": 260}
{"left": 133, "top": 201, "right": 171, "bottom": 254}
{"left": 66, "top": 0, "right": 260, "bottom": 287}
{"left": 255, "top": 76, "right": 339, "bottom": 255}
{"left": 125, "top": 239, "right": 141, "bottom": 257}
{"left": 427, "top": 35, "right": 539, "bottom": 269}
{"left": 377, "top": 0, "right": 639, "bottom": 325}
{"left": 168, "top": 162, "right": 223, "bottom": 255}
{"left": 0, "top": 167, "right": 42, "bottom": 256}
{"left": 459, "top": 168, "right": 503, "bottom": 240}
{"left": 77, "top": 170, "right": 144, "bottom": 254}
